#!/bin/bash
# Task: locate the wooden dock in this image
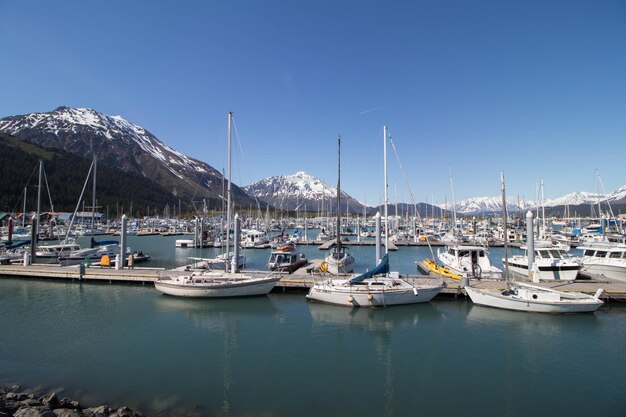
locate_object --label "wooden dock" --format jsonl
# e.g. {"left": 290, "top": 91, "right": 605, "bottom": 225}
{"left": 318, "top": 240, "right": 398, "bottom": 250}
{"left": 1, "top": 262, "right": 624, "bottom": 301}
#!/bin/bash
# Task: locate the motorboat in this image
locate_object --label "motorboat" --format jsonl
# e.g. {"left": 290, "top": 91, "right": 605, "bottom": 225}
{"left": 436, "top": 245, "right": 503, "bottom": 279}
{"left": 578, "top": 241, "right": 626, "bottom": 283}
{"left": 35, "top": 240, "right": 81, "bottom": 263}
{"left": 59, "top": 242, "right": 127, "bottom": 266}
{"left": 267, "top": 243, "right": 308, "bottom": 273}
{"left": 504, "top": 241, "right": 580, "bottom": 281}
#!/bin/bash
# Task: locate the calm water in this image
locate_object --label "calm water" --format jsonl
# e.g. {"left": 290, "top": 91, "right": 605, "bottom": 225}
{"left": 1, "top": 234, "right": 624, "bottom": 417}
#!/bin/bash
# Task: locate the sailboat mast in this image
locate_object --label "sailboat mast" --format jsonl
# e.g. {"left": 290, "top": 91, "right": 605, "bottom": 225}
{"left": 501, "top": 171, "right": 509, "bottom": 282}
{"left": 226, "top": 111, "right": 233, "bottom": 271}
{"left": 383, "top": 126, "right": 388, "bottom": 254}
{"left": 336, "top": 135, "right": 342, "bottom": 253}
{"left": 30, "top": 160, "right": 43, "bottom": 261}
{"left": 91, "top": 156, "right": 97, "bottom": 244}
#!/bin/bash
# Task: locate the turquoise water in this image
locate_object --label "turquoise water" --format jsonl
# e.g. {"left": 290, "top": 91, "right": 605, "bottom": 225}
{"left": 1, "top": 235, "right": 624, "bottom": 416}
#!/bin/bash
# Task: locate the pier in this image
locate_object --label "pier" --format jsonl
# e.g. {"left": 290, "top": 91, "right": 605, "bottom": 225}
{"left": 1, "top": 263, "right": 624, "bottom": 301}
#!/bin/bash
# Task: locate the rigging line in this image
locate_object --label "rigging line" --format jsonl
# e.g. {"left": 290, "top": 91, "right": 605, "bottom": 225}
{"left": 596, "top": 170, "right": 618, "bottom": 227}
{"left": 65, "top": 160, "right": 95, "bottom": 242}
{"left": 388, "top": 136, "right": 435, "bottom": 260}
{"left": 231, "top": 118, "right": 262, "bottom": 213}
{"left": 12, "top": 163, "right": 40, "bottom": 213}
{"left": 43, "top": 167, "right": 54, "bottom": 213}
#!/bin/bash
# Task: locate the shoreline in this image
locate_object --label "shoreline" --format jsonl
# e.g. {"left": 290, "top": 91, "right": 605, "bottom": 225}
{"left": 0, "top": 385, "right": 144, "bottom": 417}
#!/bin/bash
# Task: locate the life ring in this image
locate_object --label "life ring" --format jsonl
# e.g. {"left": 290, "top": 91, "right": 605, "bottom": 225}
{"left": 320, "top": 261, "right": 329, "bottom": 273}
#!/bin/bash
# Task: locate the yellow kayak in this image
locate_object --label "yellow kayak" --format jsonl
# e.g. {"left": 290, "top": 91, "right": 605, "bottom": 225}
{"left": 421, "top": 259, "right": 462, "bottom": 281}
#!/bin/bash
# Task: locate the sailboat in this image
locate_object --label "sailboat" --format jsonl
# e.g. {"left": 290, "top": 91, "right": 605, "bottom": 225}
{"left": 464, "top": 172, "right": 604, "bottom": 314}
{"left": 307, "top": 126, "right": 445, "bottom": 307}
{"left": 323, "top": 135, "right": 355, "bottom": 274}
{"left": 155, "top": 111, "right": 280, "bottom": 298}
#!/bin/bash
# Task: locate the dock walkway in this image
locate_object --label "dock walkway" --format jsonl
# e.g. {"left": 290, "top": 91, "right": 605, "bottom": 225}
{"left": 1, "top": 263, "right": 624, "bottom": 301}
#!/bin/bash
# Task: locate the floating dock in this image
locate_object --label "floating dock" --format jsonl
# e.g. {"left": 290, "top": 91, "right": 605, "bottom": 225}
{"left": 0, "top": 262, "right": 624, "bottom": 301}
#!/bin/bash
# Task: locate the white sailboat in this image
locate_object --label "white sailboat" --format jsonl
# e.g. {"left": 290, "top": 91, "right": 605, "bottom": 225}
{"left": 307, "top": 126, "right": 444, "bottom": 307}
{"left": 323, "top": 135, "right": 355, "bottom": 274}
{"left": 464, "top": 172, "right": 604, "bottom": 314}
{"left": 155, "top": 111, "right": 279, "bottom": 298}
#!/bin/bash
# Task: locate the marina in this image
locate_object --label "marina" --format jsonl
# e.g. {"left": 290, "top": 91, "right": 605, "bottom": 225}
{"left": 2, "top": 249, "right": 626, "bottom": 301}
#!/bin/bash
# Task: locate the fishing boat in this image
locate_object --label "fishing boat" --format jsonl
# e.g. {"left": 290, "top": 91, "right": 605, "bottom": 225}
{"left": 504, "top": 241, "right": 580, "bottom": 281}
{"left": 267, "top": 242, "right": 308, "bottom": 273}
{"left": 323, "top": 135, "right": 355, "bottom": 274}
{"left": 578, "top": 241, "right": 626, "bottom": 283}
{"left": 464, "top": 172, "right": 604, "bottom": 314}
{"left": 156, "top": 112, "right": 274, "bottom": 298}
{"left": 436, "top": 245, "right": 503, "bottom": 279}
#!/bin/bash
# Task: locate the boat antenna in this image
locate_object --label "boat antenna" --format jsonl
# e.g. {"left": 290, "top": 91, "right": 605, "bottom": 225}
{"left": 336, "top": 135, "right": 342, "bottom": 254}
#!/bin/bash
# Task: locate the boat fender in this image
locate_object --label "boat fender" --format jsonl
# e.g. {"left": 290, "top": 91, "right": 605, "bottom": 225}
{"left": 320, "top": 261, "right": 328, "bottom": 273}
{"left": 348, "top": 295, "right": 354, "bottom": 303}
{"left": 413, "top": 288, "right": 418, "bottom": 296}
{"left": 594, "top": 288, "right": 604, "bottom": 300}
{"left": 367, "top": 294, "right": 374, "bottom": 301}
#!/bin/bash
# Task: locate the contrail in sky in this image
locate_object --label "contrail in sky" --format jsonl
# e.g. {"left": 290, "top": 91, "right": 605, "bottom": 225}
{"left": 359, "top": 104, "right": 387, "bottom": 115}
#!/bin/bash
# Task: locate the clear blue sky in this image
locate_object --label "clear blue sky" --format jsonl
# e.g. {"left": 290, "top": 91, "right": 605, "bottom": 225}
{"left": 1, "top": 0, "right": 625, "bottom": 205}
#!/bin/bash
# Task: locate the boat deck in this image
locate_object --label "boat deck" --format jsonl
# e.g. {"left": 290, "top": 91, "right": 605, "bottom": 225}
{"left": 1, "top": 262, "right": 624, "bottom": 301}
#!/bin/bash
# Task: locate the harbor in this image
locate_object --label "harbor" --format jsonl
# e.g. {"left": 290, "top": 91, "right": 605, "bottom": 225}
{"left": 1, "top": 251, "right": 625, "bottom": 301}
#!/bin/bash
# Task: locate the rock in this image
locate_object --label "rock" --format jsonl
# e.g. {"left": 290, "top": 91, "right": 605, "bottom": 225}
{"left": 58, "top": 398, "right": 80, "bottom": 410}
{"left": 82, "top": 405, "right": 111, "bottom": 417}
{"left": 52, "top": 409, "right": 81, "bottom": 417}
{"left": 18, "top": 399, "right": 43, "bottom": 408}
{"left": 14, "top": 406, "right": 56, "bottom": 417}
{"left": 6, "top": 393, "right": 28, "bottom": 401}
{"left": 41, "top": 394, "right": 60, "bottom": 409}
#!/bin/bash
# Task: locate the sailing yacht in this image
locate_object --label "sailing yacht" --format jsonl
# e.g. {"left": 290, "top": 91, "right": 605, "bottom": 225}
{"left": 464, "top": 172, "right": 604, "bottom": 314}
{"left": 323, "top": 135, "right": 355, "bottom": 274}
{"left": 307, "top": 127, "right": 445, "bottom": 307}
{"left": 155, "top": 111, "right": 280, "bottom": 298}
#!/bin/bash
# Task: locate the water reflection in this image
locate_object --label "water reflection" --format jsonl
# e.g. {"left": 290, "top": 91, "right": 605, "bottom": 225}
{"left": 308, "top": 303, "right": 442, "bottom": 417}
{"left": 151, "top": 295, "right": 279, "bottom": 416}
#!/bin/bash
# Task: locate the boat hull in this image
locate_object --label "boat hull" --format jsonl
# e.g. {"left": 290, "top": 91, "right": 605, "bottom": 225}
{"left": 465, "top": 285, "right": 603, "bottom": 313}
{"left": 154, "top": 275, "right": 280, "bottom": 298}
{"left": 505, "top": 258, "right": 579, "bottom": 281}
{"left": 306, "top": 279, "right": 443, "bottom": 307}
{"left": 580, "top": 263, "right": 626, "bottom": 283}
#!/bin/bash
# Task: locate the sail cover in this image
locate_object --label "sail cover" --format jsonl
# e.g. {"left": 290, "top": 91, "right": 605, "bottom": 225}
{"left": 349, "top": 254, "right": 390, "bottom": 283}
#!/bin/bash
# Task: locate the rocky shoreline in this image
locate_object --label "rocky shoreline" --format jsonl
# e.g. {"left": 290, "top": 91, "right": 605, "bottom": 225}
{"left": 0, "top": 386, "right": 144, "bottom": 417}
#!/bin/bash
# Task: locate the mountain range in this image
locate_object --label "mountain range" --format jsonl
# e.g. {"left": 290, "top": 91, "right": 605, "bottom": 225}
{"left": 0, "top": 106, "right": 260, "bottom": 213}
{"left": 1, "top": 106, "right": 624, "bottom": 218}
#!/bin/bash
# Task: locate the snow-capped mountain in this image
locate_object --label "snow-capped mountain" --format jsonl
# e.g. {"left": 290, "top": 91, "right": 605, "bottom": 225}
{"left": 440, "top": 187, "right": 625, "bottom": 215}
{"left": 244, "top": 171, "right": 366, "bottom": 213}
{"left": 0, "top": 106, "right": 257, "bottom": 208}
